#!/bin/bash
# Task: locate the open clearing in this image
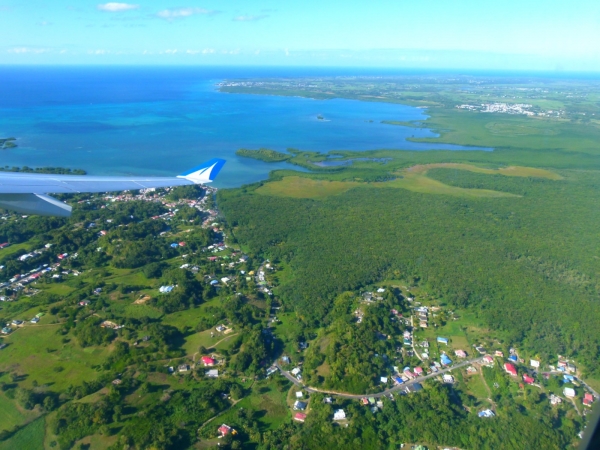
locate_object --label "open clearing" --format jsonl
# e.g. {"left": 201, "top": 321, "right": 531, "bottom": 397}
{"left": 0, "top": 326, "right": 112, "bottom": 391}
{"left": 257, "top": 163, "right": 559, "bottom": 199}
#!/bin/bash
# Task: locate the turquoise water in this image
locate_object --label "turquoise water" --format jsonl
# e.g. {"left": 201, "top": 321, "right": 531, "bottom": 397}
{"left": 0, "top": 67, "right": 489, "bottom": 188}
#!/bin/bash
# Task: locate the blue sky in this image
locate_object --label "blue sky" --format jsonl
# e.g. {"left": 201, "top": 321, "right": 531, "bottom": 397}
{"left": 1, "top": 0, "right": 599, "bottom": 70}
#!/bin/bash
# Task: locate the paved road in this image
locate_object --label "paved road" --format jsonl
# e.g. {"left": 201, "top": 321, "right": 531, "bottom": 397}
{"left": 276, "top": 356, "right": 485, "bottom": 399}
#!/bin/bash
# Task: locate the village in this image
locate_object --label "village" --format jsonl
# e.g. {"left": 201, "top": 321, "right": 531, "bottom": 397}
{"left": 0, "top": 184, "right": 597, "bottom": 448}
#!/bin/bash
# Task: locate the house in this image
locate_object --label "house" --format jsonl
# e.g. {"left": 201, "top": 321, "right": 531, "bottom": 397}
{"left": 12, "top": 319, "right": 23, "bottom": 325}
{"left": 437, "top": 337, "right": 449, "bottom": 345}
{"left": 440, "top": 354, "right": 452, "bottom": 366}
{"left": 550, "top": 394, "right": 562, "bottom": 405}
{"left": 563, "top": 374, "right": 575, "bottom": 383}
{"left": 478, "top": 409, "right": 495, "bottom": 418}
{"left": 324, "top": 397, "right": 332, "bottom": 404}
{"left": 443, "top": 374, "right": 454, "bottom": 383}
{"left": 455, "top": 350, "right": 467, "bottom": 358}
{"left": 112, "top": 379, "right": 122, "bottom": 385}
{"left": 159, "top": 285, "right": 174, "bottom": 293}
{"left": 564, "top": 387, "right": 576, "bottom": 398}
{"left": 530, "top": 359, "right": 540, "bottom": 368}
{"left": 206, "top": 369, "right": 219, "bottom": 378}
{"left": 295, "top": 391, "right": 303, "bottom": 398}
{"left": 281, "top": 356, "right": 291, "bottom": 364}
{"left": 583, "top": 393, "right": 594, "bottom": 406}
{"left": 30, "top": 317, "right": 39, "bottom": 324}
{"left": 266, "top": 366, "right": 278, "bottom": 377}
{"left": 508, "top": 355, "right": 518, "bottom": 362}
{"left": 218, "top": 424, "right": 235, "bottom": 436}
{"left": 79, "top": 300, "right": 90, "bottom": 306}
{"left": 523, "top": 374, "right": 534, "bottom": 385}
{"left": 394, "top": 376, "right": 404, "bottom": 385}
{"left": 566, "top": 363, "right": 576, "bottom": 373}
{"left": 414, "top": 367, "right": 423, "bottom": 376}
{"left": 291, "top": 367, "right": 301, "bottom": 376}
{"left": 404, "top": 369, "right": 415, "bottom": 379}
{"left": 294, "top": 413, "right": 307, "bottom": 422}
{"left": 380, "top": 376, "right": 388, "bottom": 383}
{"left": 210, "top": 280, "right": 219, "bottom": 286}
{"left": 495, "top": 350, "right": 504, "bottom": 357}
{"left": 1, "top": 327, "right": 11, "bottom": 334}
{"left": 0, "top": 343, "right": 7, "bottom": 350}
{"left": 419, "top": 321, "right": 428, "bottom": 328}
{"left": 405, "top": 383, "right": 423, "bottom": 394}
{"left": 403, "top": 338, "right": 412, "bottom": 346}
{"left": 504, "top": 363, "right": 517, "bottom": 377}
{"left": 482, "top": 355, "right": 494, "bottom": 366}
{"left": 293, "top": 401, "right": 307, "bottom": 411}
{"left": 361, "top": 398, "right": 369, "bottom": 405}
{"left": 333, "top": 409, "right": 346, "bottom": 421}
{"left": 178, "top": 364, "right": 190, "bottom": 373}
{"left": 201, "top": 356, "right": 216, "bottom": 366}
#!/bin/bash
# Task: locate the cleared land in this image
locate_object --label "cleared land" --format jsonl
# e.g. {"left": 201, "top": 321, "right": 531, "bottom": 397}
{"left": 256, "top": 163, "right": 560, "bottom": 199}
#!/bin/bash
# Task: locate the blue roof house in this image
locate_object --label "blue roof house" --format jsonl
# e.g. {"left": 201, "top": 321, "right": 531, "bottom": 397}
{"left": 437, "top": 337, "right": 449, "bottom": 345}
{"left": 441, "top": 354, "right": 452, "bottom": 366}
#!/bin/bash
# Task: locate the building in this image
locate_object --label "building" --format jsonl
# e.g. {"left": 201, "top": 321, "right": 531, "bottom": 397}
{"left": 218, "top": 424, "right": 236, "bottom": 436}
{"left": 504, "top": 363, "right": 517, "bottom": 377}
{"left": 564, "top": 387, "right": 576, "bottom": 398}
{"left": 550, "top": 394, "right": 562, "bottom": 405}
{"left": 201, "top": 356, "right": 216, "bottom": 366}
{"left": 333, "top": 409, "right": 346, "bottom": 421}
{"left": 293, "top": 401, "right": 307, "bottom": 411}
{"left": 437, "top": 337, "right": 449, "bottom": 345}
{"left": 523, "top": 374, "right": 534, "bottom": 384}
{"left": 405, "top": 383, "right": 423, "bottom": 394}
{"left": 206, "top": 369, "right": 219, "bottom": 378}
{"left": 478, "top": 409, "right": 495, "bottom": 418}
{"left": 583, "top": 393, "right": 594, "bottom": 406}
{"left": 295, "top": 391, "right": 303, "bottom": 398}
{"left": 443, "top": 374, "right": 454, "bottom": 383}
{"left": 482, "top": 355, "right": 494, "bottom": 366}
{"left": 530, "top": 359, "right": 540, "bottom": 368}
{"left": 455, "top": 349, "right": 467, "bottom": 358}
{"left": 440, "top": 354, "right": 452, "bottom": 366}
{"left": 380, "top": 376, "right": 388, "bottom": 383}
{"left": 495, "top": 350, "right": 504, "bottom": 357}
{"left": 178, "top": 364, "right": 190, "bottom": 373}
{"left": 294, "top": 413, "right": 307, "bottom": 422}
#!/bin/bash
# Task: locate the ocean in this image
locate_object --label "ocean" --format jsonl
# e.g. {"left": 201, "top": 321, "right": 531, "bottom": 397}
{"left": 0, "top": 66, "right": 487, "bottom": 188}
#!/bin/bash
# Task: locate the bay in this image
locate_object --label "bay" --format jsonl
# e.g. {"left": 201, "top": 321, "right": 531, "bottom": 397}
{"left": 0, "top": 66, "right": 488, "bottom": 188}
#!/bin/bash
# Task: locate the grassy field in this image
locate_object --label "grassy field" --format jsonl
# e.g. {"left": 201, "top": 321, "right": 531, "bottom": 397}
{"left": 0, "top": 416, "right": 45, "bottom": 450}
{"left": 0, "top": 325, "right": 111, "bottom": 391}
{"left": 216, "top": 380, "right": 290, "bottom": 433}
{"left": 255, "top": 162, "right": 561, "bottom": 200}
{"left": 0, "top": 392, "right": 39, "bottom": 432}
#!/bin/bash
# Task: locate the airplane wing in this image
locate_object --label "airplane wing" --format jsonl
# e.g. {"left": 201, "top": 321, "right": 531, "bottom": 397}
{"left": 0, "top": 158, "right": 225, "bottom": 217}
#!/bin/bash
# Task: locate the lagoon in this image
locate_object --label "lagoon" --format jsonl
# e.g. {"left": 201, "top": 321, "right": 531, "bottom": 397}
{"left": 0, "top": 66, "right": 489, "bottom": 188}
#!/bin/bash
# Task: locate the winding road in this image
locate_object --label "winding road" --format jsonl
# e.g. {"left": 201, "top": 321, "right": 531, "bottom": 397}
{"left": 276, "top": 356, "right": 485, "bottom": 399}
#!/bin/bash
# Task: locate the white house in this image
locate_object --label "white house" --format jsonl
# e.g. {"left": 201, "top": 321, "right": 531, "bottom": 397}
{"left": 564, "top": 387, "right": 576, "bottom": 398}
{"left": 333, "top": 409, "right": 346, "bottom": 421}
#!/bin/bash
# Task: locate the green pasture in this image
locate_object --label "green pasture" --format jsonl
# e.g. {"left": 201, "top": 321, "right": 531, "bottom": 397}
{"left": 0, "top": 416, "right": 45, "bottom": 450}
{"left": 0, "top": 392, "right": 40, "bottom": 432}
{"left": 0, "top": 326, "right": 111, "bottom": 391}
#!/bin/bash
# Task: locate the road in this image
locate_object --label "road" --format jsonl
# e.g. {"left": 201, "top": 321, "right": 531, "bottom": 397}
{"left": 276, "top": 356, "right": 485, "bottom": 399}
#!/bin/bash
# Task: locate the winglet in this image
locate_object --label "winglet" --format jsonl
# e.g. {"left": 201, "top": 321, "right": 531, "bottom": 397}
{"left": 177, "top": 158, "right": 226, "bottom": 184}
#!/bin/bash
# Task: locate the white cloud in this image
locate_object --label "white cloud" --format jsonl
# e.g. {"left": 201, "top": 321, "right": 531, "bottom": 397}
{"left": 202, "top": 48, "right": 215, "bottom": 54}
{"left": 8, "top": 47, "right": 48, "bottom": 54}
{"left": 157, "top": 7, "right": 217, "bottom": 20}
{"left": 233, "top": 14, "right": 268, "bottom": 22}
{"left": 88, "top": 49, "right": 110, "bottom": 54}
{"left": 165, "top": 49, "right": 178, "bottom": 54}
{"left": 97, "top": 3, "right": 139, "bottom": 12}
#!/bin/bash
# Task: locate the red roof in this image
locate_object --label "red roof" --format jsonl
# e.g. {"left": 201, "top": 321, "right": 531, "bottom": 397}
{"left": 294, "top": 413, "right": 307, "bottom": 422}
{"left": 523, "top": 375, "right": 534, "bottom": 384}
{"left": 584, "top": 393, "right": 594, "bottom": 405}
{"left": 504, "top": 363, "right": 517, "bottom": 376}
{"left": 414, "top": 367, "right": 423, "bottom": 374}
{"left": 201, "top": 356, "right": 215, "bottom": 365}
{"left": 218, "top": 425, "right": 231, "bottom": 435}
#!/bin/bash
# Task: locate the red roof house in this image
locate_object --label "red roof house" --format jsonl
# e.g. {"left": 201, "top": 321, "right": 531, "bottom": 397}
{"left": 294, "top": 413, "right": 307, "bottom": 422}
{"left": 414, "top": 367, "right": 423, "bottom": 375}
{"left": 202, "top": 356, "right": 216, "bottom": 366}
{"left": 523, "top": 374, "right": 534, "bottom": 384}
{"left": 504, "top": 363, "right": 517, "bottom": 377}
{"left": 584, "top": 393, "right": 594, "bottom": 406}
{"left": 218, "top": 424, "right": 232, "bottom": 436}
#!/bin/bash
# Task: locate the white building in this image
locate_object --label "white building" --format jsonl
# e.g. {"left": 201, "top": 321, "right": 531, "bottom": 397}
{"left": 333, "top": 409, "right": 346, "bottom": 421}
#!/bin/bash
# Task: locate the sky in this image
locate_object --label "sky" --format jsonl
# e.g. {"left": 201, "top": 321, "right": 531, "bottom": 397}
{"left": 0, "top": 0, "right": 599, "bottom": 70}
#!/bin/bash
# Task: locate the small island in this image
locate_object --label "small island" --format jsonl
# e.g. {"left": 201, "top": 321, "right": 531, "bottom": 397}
{"left": 0, "top": 137, "right": 17, "bottom": 149}
{"left": 236, "top": 148, "right": 292, "bottom": 163}
{"left": 0, "top": 166, "right": 87, "bottom": 175}
{"left": 317, "top": 114, "right": 325, "bottom": 120}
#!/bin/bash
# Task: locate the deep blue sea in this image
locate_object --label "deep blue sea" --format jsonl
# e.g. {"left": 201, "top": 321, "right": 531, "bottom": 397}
{"left": 0, "top": 66, "right": 488, "bottom": 188}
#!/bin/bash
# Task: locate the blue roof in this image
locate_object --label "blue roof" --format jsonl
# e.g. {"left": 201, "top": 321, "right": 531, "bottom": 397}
{"left": 508, "top": 355, "right": 517, "bottom": 361}
{"left": 170, "top": 243, "right": 179, "bottom": 248}
{"left": 210, "top": 280, "right": 218, "bottom": 285}
{"left": 394, "top": 377, "right": 403, "bottom": 384}
{"left": 437, "top": 337, "right": 448, "bottom": 343}
{"left": 441, "top": 355, "right": 452, "bottom": 365}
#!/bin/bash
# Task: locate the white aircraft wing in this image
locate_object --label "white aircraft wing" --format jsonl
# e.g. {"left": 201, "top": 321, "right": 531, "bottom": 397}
{"left": 0, "top": 158, "right": 225, "bottom": 217}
